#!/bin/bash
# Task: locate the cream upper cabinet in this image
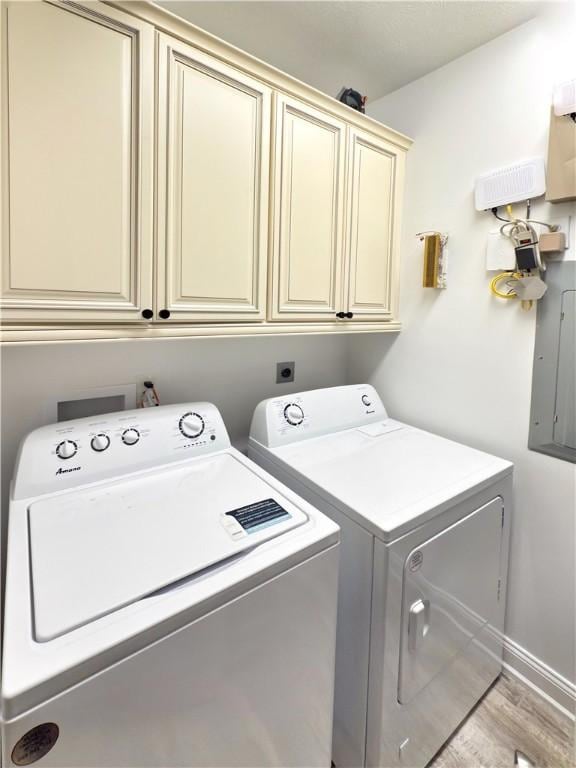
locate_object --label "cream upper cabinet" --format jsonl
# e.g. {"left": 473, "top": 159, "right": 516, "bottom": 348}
{"left": 156, "top": 34, "right": 271, "bottom": 322}
{"left": 1, "top": 0, "right": 411, "bottom": 342}
{"left": 344, "top": 128, "right": 404, "bottom": 322}
{"left": 270, "top": 95, "right": 346, "bottom": 321}
{"left": 1, "top": 1, "right": 154, "bottom": 323}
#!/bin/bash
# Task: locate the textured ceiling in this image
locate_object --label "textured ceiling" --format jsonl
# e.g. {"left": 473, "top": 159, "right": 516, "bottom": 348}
{"left": 158, "top": 1, "right": 551, "bottom": 100}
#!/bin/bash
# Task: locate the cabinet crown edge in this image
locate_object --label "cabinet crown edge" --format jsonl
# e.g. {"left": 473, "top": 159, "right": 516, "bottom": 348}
{"left": 103, "top": 0, "right": 413, "bottom": 151}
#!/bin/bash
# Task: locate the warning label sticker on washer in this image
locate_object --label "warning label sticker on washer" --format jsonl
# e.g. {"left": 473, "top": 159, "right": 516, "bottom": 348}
{"left": 225, "top": 498, "right": 291, "bottom": 534}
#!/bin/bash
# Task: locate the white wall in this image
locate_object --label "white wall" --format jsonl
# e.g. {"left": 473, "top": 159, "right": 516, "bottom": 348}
{"left": 1, "top": 334, "right": 348, "bottom": 572}
{"left": 348, "top": 7, "right": 576, "bottom": 702}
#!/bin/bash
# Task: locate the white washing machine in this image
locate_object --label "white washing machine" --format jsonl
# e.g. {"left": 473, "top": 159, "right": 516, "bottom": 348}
{"left": 249, "top": 385, "right": 513, "bottom": 768}
{"left": 1, "top": 402, "right": 340, "bottom": 767}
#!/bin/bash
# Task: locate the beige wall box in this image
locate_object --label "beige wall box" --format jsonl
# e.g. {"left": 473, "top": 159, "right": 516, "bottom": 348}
{"left": 0, "top": 0, "right": 411, "bottom": 343}
{"left": 539, "top": 231, "right": 566, "bottom": 253}
{"left": 546, "top": 107, "right": 576, "bottom": 203}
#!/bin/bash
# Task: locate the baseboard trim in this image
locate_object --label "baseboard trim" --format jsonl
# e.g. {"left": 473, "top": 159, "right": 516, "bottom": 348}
{"left": 503, "top": 635, "right": 576, "bottom": 720}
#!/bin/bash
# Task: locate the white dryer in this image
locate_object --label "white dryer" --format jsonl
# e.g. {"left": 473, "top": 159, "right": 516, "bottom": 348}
{"left": 1, "top": 403, "right": 339, "bottom": 767}
{"left": 249, "top": 385, "right": 513, "bottom": 768}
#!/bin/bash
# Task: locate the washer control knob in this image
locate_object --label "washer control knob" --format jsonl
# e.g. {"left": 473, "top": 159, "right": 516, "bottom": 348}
{"left": 284, "top": 403, "right": 304, "bottom": 426}
{"left": 179, "top": 412, "right": 205, "bottom": 439}
{"left": 56, "top": 440, "right": 78, "bottom": 460}
{"left": 361, "top": 394, "right": 372, "bottom": 407}
{"left": 122, "top": 428, "right": 140, "bottom": 446}
{"left": 91, "top": 434, "right": 110, "bottom": 452}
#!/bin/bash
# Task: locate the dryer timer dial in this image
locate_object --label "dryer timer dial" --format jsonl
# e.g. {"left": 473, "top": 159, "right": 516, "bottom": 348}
{"left": 284, "top": 403, "right": 304, "bottom": 426}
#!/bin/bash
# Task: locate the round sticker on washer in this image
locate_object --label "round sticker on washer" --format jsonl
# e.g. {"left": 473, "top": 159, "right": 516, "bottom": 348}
{"left": 409, "top": 550, "right": 423, "bottom": 572}
{"left": 11, "top": 723, "right": 59, "bottom": 765}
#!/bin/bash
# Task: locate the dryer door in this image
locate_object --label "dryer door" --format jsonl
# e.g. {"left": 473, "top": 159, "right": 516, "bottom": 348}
{"left": 398, "top": 497, "right": 504, "bottom": 704}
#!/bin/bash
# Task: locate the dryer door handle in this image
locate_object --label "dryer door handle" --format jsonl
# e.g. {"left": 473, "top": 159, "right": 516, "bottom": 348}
{"left": 407, "top": 598, "right": 430, "bottom": 653}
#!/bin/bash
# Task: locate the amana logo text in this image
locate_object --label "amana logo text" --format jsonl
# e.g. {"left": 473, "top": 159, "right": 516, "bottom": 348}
{"left": 55, "top": 466, "right": 81, "bottom": 476}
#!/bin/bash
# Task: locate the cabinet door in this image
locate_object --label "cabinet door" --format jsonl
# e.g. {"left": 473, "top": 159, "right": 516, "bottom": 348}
{"left": 1, "top": 1, "right": 154, "bottom": 323}
{"left": 345, "top": 128, "right": 404, "bottom": 322}
{"left": 270, "top": 96, "right": 346, "bottom": 321}
{"left": 157, "top": 35, "right": 270, "bottom": 322}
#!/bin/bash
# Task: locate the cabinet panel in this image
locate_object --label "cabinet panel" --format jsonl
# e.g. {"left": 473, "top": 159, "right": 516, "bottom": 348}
{"left": 270, "top": 96, "right": 346, "bottom": 321}
{"left": 346, "top": 129, "right": 403, "bottom": 321}
{"left": 157, "top": 35, "right": 270, "bottom": 321}
{"left": 1, "top": 1, "right": 154, "bottom": 322}
{"left": 1, "top": 0, "right": 410, "bottom": 339}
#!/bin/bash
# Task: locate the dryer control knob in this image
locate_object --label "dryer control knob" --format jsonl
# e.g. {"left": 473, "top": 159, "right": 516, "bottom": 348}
{"left": 122, "top": 428, "right": 140, "bottom": 446}
{"left": 179, "top": 412, "right": 205, "bottom": 439}
{"left": 284, "top": 403, "right": 304, "bottom": 426}
{"left": 91, "top": 434, "right": 110, "bottom": 452}
{"left": 56, "top": 440, "right": 78, "bottom": 460}
{"left": 361, "top": 394, "right": 372, "bottom": 407}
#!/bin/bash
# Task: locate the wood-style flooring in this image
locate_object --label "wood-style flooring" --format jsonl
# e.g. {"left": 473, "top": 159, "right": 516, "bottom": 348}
{"left": 431, "top": 673, "right": 575, "bottom": 767}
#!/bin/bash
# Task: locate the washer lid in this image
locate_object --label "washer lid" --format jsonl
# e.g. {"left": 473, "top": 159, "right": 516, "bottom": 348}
{"left": 271, "top": 421, "right": 512, "bottom": 540}
{"left": 29, "top": 452, "right": 307, "bottom": 641}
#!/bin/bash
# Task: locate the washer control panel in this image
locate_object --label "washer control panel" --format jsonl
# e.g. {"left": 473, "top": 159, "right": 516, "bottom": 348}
{"left": 13, "top": 402, "right": 231, "bottom": 499}
{"left": 250, "top": 385, "right": 387, "bottom": 448}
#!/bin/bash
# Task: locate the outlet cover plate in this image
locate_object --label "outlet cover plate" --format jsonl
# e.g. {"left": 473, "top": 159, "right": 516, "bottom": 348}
{"left": 276, "top": 362, "right": 295, "bottom": 383}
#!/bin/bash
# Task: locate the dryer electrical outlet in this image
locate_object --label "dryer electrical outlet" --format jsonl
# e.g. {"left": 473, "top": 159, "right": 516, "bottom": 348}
{"left": 276, "top": 361, "right": 295, "bottom": 383}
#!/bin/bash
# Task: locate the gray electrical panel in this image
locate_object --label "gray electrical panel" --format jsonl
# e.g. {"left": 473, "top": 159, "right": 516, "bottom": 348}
{"left": 529, "top": 261, "right": 576, "bottom": 463}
